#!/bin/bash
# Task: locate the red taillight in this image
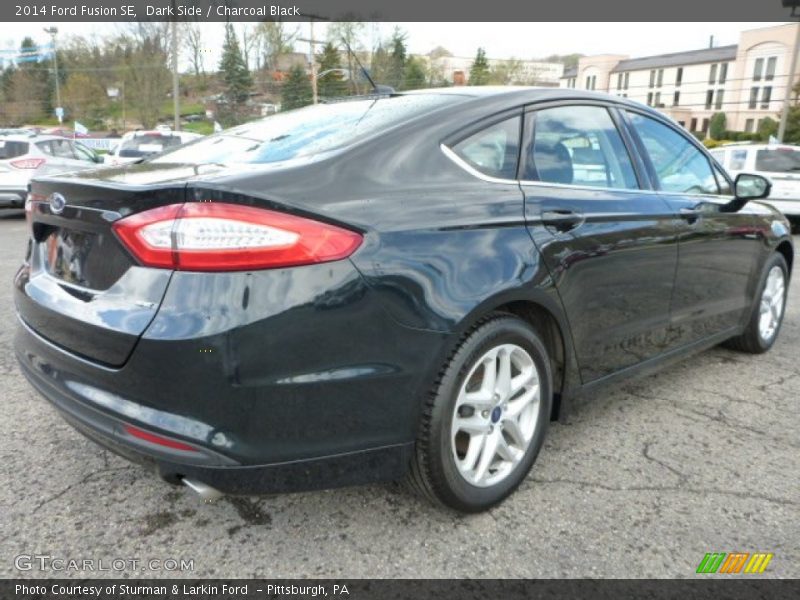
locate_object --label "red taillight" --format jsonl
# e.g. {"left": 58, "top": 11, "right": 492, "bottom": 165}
{"left": 112, "top": 202, "right": 363, "bottom": 272}
{"left": 123, "top": 425, "right": 200, "bottom": 453}
{"left": 10, "top": 158, "right": 45, "bottom": 169}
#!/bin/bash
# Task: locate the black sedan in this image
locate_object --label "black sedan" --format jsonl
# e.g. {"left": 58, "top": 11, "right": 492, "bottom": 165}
{"left": 13, "top": 88, "right": 793, "bottom": 512}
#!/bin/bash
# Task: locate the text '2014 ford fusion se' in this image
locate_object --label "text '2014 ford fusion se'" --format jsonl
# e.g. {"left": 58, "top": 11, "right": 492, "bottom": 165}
{"left": 13, "top": 88, "right": 793, "bottom": 512}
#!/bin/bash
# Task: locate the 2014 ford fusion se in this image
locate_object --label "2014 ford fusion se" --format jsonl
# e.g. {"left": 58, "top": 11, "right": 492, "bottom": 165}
{"left": 14, "top": 88, "right": 793, "bottom": 512}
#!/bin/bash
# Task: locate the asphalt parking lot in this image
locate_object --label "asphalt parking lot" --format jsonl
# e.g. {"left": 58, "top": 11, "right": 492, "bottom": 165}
{"left": 0, "top": 209, "right": 797, "bottom": 579}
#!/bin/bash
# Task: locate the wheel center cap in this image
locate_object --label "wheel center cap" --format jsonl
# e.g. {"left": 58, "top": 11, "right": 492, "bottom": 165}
{"left": 491, "top": 406, "right": 502, "bottom": 423}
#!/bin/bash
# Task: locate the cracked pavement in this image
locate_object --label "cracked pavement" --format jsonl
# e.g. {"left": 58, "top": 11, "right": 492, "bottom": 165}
{"left": 0, "top": 210, "right": 797, "bottom": 578}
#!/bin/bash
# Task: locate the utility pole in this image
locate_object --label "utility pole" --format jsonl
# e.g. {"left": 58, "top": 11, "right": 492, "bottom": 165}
{"left": 43, "top": 27, "right": 61, "bottom": 122}
{"left": 778, "top": 22, "right": 800, "bottom": 142}
{"left": 171, "top": 18, "right": 180, "bottom": 131}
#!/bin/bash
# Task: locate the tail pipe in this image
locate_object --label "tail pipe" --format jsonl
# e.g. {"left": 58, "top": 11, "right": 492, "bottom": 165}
{"left": 182, "top": 478, "right": 224, "bottom": 503}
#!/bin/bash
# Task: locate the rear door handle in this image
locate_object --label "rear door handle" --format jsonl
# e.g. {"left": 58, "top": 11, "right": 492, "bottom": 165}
{"left": 541, "top": 209, "right": 584, "bottom": 233}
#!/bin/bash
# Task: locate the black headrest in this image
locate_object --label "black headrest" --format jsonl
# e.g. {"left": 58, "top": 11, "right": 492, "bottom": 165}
{"left": 533, "top": 141, "right": 573, "bottom": 185}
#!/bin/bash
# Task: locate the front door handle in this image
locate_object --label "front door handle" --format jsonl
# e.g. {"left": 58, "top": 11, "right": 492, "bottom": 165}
{"left": 541, "top": 209, "right": 584, "bottom": 233}
{"left": 679, "top": 207, "right": 701, "bottom": 224}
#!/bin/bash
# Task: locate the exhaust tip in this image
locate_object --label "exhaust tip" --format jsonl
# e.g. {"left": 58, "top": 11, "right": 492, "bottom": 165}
{"left": 182, "top": 478, "right": 224, "bottom": 503}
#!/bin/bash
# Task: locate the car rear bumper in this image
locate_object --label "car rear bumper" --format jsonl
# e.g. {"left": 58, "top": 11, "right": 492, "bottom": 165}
{"left": 0, "top": 188, "right": 25, "bottom": 207}
{"left": 15, "top": 318, "right": 416, "bottom": 494}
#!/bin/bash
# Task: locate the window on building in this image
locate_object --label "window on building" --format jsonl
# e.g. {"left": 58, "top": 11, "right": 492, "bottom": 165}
{"left": 749, "top": 87, "right": 759, "bottom": 109}
{"left": 624, "top": 72, "right": 630, "bottom": 90}
{"left": 656, "top": 69, "right": 664, "bottom": 87}
{"left": 709, "top": 64, "right": 718, "bottom": 85}
{"left": 762, "top": 86, "right": 772, "bottom": 109}
{"left": 719, "top": 63, "right": 728, "bottom": 84}
{"left": 673, "top": 91, "right": 680, "bottom": 106}
{"left": 649, "top": 70, "right": 655, "bottom": 88}
{"left": 690, "top": 118, "right": 698, "bottom": 131}
{"left": 586, "top": 76, "right": 591, "bottom": 89}
{"left": 766, "top": 57, "right": 777, "bottom": 81}
{"left": 616, "top": 73, "right": 622, "bottom": 90}
{"left": 678, "top": 121, "right": 686, "bottom": 127}
{"left": 705, "top": 90, "right": 714, "bottom": 110}
{"left": 675, "top": 67, "right": 683, "bottom": 87}
{"left": 715, "top": 89, "right": 724, "bottom": 110}
{"left": 744, "top": 119, "right": 755, "bottom": 134}
{"left": 647, "top": 92, "right": 653, "bottom": 106}
{"left": 753, "top": 58, "right": 764, "bottom": 81}
{"left": 626, "top": 112, "right": 719, "bottom": 194}
{"left": 656, "top": 92, "right": 663, "bottom": 106}
{"left": 592, "top": 75, "right": 597, "bottom": 90}
{"left": 702, "top": 119, "right": 710, "bottom": 134}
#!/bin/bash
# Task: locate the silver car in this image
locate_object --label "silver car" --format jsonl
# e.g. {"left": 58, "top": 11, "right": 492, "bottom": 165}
{"left": 0, "top": 134, "right": 103, "bottom": 208}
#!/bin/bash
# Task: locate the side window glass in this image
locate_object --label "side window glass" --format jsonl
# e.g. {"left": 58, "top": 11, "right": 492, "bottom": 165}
{"left": 627, "top": 112, "right": 719, "bottom": 195}
{"left": 450, "top": 116, "right": 521, "bottom": 179}
{"left": 730, "top": 149, "right": 748, "bottom": 171}
{"left": 51, "top": 139, "right": 77, "bottom": 159}
{"left": 73, "top": 143, "right": 96, "bottom": 162}
{"left": 36, "top": 141, "right": 53, "bottom": 156}
{"left": 524, "top": 105, "right": 638, "bottom": 189}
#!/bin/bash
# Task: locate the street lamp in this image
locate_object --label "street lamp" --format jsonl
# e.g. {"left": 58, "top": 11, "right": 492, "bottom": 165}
{"left": 43, "top": 26, "right": 61, "bottom": 123}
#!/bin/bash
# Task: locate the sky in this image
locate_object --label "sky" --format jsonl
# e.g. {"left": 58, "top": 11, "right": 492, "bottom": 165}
{"left": 3, "top": 21, "right": 789, "bottom": 68}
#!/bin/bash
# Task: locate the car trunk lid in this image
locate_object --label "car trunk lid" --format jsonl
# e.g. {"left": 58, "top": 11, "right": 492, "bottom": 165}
{"left": 14, "top": 173, "right": 187, "bottom": 367}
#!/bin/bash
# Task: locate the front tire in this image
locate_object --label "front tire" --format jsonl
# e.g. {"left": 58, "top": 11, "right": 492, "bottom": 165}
{"left": 408, "top": 314, "right": 552, "bottom": 512}
{"left": 725, "top": 252, "right": 789, "bottom": 353}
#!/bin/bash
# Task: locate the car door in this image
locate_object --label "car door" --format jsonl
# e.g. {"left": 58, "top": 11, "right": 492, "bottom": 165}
{"left": 623, "top": 110, "right": 761, "bottom": 347}
{"left": 521, "top": 102, "right": 679, "bottom": 383}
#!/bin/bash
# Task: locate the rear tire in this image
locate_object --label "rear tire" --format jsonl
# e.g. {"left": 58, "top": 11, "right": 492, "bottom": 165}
{"left": 724, "top": 253, "right": 789, "bottom": 354}
{"left": 407, "top": 314, "right": 552, "bottom": 512}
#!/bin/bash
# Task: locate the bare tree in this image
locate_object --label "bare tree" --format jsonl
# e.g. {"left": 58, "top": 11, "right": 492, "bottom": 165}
{"left": 256, "top": 21, "right": 297, "bottom": 74}
{"left": 183, "top": 22, "right": 206, "bottom": 77}
{"left": 327, "top": 21, "right": 366, "bottom": 94}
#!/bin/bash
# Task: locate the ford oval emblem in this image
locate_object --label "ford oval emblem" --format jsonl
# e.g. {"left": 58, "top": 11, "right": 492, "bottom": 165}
{"left": 48, "top": 192, "right": 66, "bottom": 214}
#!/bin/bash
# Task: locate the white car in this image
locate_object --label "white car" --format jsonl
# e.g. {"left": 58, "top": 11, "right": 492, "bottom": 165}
{"left": 711, "top": 143, "right": 800, "bottom": 229}
{"left": 104, "top": 130, "right": 203, "bottom": 166}
{"left": 0, "top": 134, "right": 103, "bottom": 208}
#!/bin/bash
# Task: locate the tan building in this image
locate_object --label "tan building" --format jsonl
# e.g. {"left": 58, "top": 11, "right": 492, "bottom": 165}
{"left": 560, "top": 23, "right": 800, "bottom": 136}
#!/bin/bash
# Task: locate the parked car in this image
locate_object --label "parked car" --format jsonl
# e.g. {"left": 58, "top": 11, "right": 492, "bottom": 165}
{"left": 711, "top": 143, "right": 800, "bottom": 230}
{"left": 43, "top": 127, "right": 91, "bottom": 139}
{"left": 0, "top": 134, "right": 102, "bottom": 208}
{"left": 104, "top": 130, "right": 203, "bottom": 166}
{"left": 14, "top": 89, "right": 793, "bottom": 512}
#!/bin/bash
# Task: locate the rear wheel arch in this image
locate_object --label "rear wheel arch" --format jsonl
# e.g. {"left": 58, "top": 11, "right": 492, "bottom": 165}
{"left": 448, "top": 297, "right": 570, "bottom": 421}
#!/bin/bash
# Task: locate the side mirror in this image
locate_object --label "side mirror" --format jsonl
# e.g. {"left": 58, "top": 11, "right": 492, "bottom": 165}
{"left": 722, "top": 173, "right": 772, "bottom": 213}
{"left": 735, "top": 173, "right": 771, "bottom": 201}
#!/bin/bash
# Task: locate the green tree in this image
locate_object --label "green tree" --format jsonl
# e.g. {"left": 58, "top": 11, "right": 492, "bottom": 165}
{"left": 403, "top": 56, "right": 427, "bottom": 91}
{"left": 757, "top": 116, "right": 778, "bottom": 141}
{"left": 709, "top": 112, "right": 727, "bottom": 140}
{"left": 317, "top": 42, "right": 347, "bottom": 99}
{"left": 469, "top": 48, "right": 490, "bottom": 86}
{"left": 218, "top": 23, "right": 253, "bottom": 124}
{"left": 386, "top": 27, "right": 407, "bottom": 90}
{"left": 281, "top": 64, "right": 312, "bottom": 111}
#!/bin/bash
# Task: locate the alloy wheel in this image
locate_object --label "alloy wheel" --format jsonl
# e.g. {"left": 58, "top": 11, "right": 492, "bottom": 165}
{"left": 758, "top": 265, "right": 786, "bottom": 343}
{"left": 450, "top": 343, "right": 541, "bottom": 488}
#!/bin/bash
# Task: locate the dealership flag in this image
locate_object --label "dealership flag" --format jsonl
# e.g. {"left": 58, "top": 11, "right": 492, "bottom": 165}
{"left": 74, "top": 121, "right": 89, "bottom": 136}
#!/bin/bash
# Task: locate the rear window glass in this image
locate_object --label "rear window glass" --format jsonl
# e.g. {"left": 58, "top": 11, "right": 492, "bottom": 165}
{"left": 0, "top": 140, "right": 30, "bottom": 159}
{"left": 755, "top": 148, "right": 800, "bottom": 172}
{"left": 152, "top": 94, "right": 463, "bottom": 165}
{"left": 120, "top": 134, "right": 183, "bottom": 158}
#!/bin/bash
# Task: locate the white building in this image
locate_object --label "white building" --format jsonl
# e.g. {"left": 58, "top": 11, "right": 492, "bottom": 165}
{"left": 560, "top": 23, "right": 799, "bottom": 135}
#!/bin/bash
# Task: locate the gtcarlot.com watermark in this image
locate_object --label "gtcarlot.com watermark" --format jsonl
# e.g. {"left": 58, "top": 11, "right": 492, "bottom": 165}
{"left": 14, "top": 554, "right": 194, "bottom": 572}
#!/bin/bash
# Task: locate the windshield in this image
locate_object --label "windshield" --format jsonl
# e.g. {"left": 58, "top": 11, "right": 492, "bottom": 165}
{"left": 119, "top": 134, "right": 183, "bottom": 158}
{"left": 151, "top": 94, "right": 463, "bottom": 165}
{"left": 755, "top": 148, "right": 800, "bottom": 173}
